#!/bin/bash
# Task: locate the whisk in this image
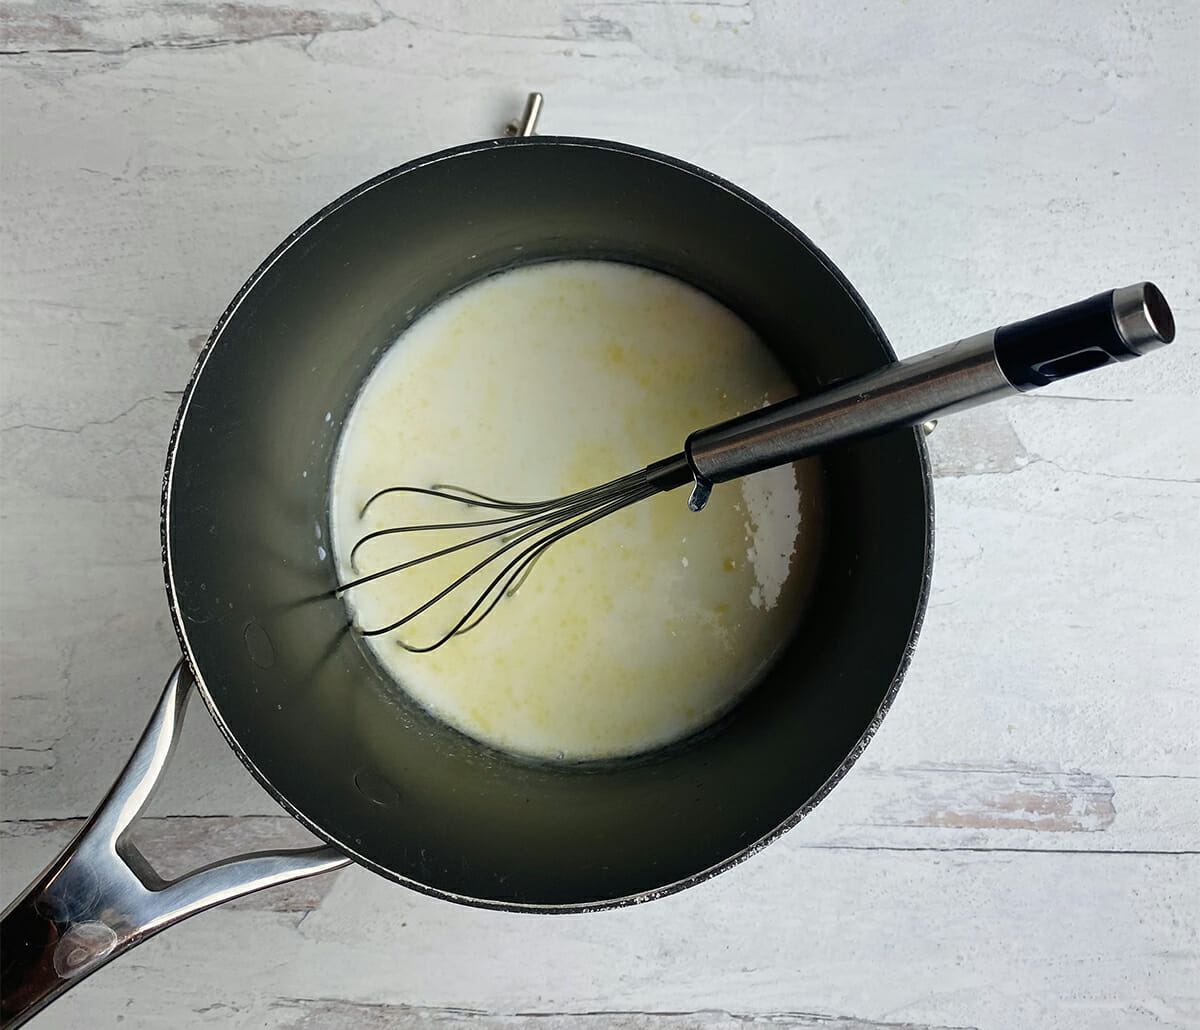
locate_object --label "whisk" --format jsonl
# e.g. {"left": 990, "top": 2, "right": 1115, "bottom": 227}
{"left": 336, "top": 283, "right": 1173, "bottom": 651}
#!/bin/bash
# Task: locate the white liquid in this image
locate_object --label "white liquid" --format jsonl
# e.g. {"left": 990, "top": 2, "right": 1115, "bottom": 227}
{"left": 331, "top": 261, "right": 821, "bottom": 761}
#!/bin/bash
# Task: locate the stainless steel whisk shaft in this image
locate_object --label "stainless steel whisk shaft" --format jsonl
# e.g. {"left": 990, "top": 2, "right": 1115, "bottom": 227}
{"left": 336, "top": 283, "right": 1173, "bottom": 651}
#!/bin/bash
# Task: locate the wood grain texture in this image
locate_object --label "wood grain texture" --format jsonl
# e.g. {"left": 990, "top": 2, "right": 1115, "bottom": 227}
{"left": 270, "top": 1001, "right": 980, "bottom": 1029}
{"left": 1, "top": 1, "right": 1197, "bottom": 1028}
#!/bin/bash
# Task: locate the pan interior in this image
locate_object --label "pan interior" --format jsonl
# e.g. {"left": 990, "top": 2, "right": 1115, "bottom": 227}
{"left": 164, "top": 139, "right": 931, "bottom": 908}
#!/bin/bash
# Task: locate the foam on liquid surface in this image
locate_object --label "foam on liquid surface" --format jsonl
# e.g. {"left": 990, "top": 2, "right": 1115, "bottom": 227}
{"left": 331, "top": 261, "right": 821, "bottom": 761}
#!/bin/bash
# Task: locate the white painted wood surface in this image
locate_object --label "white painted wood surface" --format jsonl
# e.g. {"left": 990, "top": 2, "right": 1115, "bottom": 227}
{"left": 1, "top": 2, "right": 1197, "bottom": 1027}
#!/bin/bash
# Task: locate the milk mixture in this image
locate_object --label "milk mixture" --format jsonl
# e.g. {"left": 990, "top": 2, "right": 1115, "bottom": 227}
{"left": 331, "top": 261, "right": 822, "bottom": 761}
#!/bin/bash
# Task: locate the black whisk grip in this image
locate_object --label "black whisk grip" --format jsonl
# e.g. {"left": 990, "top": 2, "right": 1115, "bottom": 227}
{"left": 993, "top": 282, "right": 1174, "bottom": 390}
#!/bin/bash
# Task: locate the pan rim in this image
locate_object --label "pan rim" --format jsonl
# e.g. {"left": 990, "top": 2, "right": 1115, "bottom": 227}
{"left": 160, "top": 135, "right": 934, "bottom": 912}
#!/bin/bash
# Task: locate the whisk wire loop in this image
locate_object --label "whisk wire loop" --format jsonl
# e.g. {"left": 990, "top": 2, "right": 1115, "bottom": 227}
{"left": 337, "top": 472, "right": 658, "bottom": 652}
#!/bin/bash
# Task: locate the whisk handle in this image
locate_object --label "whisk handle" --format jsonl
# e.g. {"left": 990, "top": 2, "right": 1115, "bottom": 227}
{"left": 682, "top": 282, "right": 1174, "bottom": 495}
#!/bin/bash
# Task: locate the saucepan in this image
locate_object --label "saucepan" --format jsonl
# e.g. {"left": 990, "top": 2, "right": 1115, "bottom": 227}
{"left": 0, "top": 96, "right": 1174, "bottom": 1027}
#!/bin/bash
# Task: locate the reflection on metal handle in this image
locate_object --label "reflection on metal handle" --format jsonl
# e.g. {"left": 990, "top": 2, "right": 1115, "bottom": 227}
{"left": 686, "top": 330, "right": 1012, "bottom": 491}
{"left": 0, "top": 662, "right": 350, "bottom": 1029}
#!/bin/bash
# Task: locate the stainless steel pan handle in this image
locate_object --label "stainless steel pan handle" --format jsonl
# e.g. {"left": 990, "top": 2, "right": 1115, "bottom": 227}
{"left": 0, "top": 663, "right": 350, "bottom": 1029}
